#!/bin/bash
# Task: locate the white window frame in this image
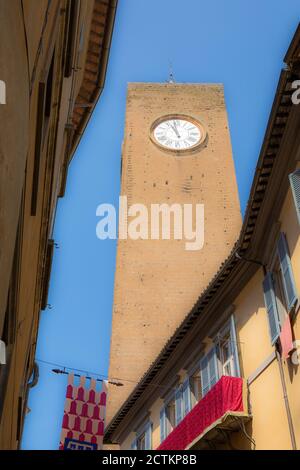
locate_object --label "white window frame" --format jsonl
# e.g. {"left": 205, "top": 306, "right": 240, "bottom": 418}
{"left": 216, "top": 316, "right": 240, "bottom": 378}
{"left": 132, "top": 421, "right": 152, "bottom": 450}
{"left": 263, "top": 233, "right": 298, "bottom": 344}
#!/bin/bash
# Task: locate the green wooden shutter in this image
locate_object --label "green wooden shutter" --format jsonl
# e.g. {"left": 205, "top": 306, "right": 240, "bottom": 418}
{"left": 160, "top": 407, "right": 166, "bottom": 443}
{"left": 289, "top": 169, "right": 300, "bottom": 224}
{"left": 145, "top": 422, "right": 152, "bottom": 450}
{"left": 230, "top": 315, "right": 241, "bottom": 377}
{"left": 263, "top": 272, "right": 281, "bottom": 344}
{"left": 182, "top": 378, "right": 191, "bottom": 416}
{"left": 175, "top": 386, "right": 182, "bottom": 425}
{"left": 277, "top": 233, "right": 298, "bottom": 311}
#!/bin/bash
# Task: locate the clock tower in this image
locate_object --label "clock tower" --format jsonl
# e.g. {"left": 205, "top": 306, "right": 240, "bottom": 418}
{"left": 106, "top": 83, "right": 241, "bottom": 425}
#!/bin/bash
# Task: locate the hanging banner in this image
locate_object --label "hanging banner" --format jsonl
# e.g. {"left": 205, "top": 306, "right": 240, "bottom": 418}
{"left": 59, "top": 374, "right": 107, "bottom": 450}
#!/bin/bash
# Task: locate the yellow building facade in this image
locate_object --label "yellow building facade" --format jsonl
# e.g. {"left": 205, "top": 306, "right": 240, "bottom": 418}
{"left": 104, "top": 24, "right": 300, "bottom": 450}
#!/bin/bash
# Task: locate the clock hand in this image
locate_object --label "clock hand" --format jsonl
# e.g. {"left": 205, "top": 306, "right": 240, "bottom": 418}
{"left": 171, "top": 123, "right": 181, "bottom": 139}
{"left": 173, "top": 120, "right": 179, "bottom": 132}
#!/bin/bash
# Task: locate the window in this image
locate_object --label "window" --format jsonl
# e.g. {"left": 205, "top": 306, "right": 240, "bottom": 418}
{"left": 200, "top": 316, "right": 240, "bottom": 397}
{"left": 78, "top": 24, "right": 85, "bottom": 52}
{"left": 41, "top": 240, "right": 54, "bottom": 310}
{"left": 159, "top": 385, "right": 183, "bottom": 443}
{"left": 166, "top": 395, "right": 176, "bottom": 433}
{"left": 189, "top": 370, "right": 202, "bottom": 408}
{"left": 16, "top": 396, "right": 24, "bottom": 443}
{"left": 263, "top": 233, "right": 298, "bottom": 344}
{"left": 137, "top": 431, "right": 146, "bottom": 450}
{"left": 44, "top": 54, "right": 54, "bottom": 119}
{"left": 160, "top": 407, "right": 167, "bottom": 443}
{"left": 263, "top": 272, "right": 281, "bottom": 344}
{"left": 219, "top": 331, "right": 235, "bottom": 376}
{"left": 277, "top": 233, "right": 298, "bottom": 310}
{"left": 2, "top": 299, "right": 13, "bottom": 347}
{"left": 131, "top": 422, "right": 152, "bottom": 450}
{"left": 289, "top": 169, "right": 300, "bottom": 225}
{"left": 31, "top": 51, "right": 55, "bottom": 216}
{"left": 182, "top": 378, "right": 191, "bottom": 417}
{"left": 64, "top": 0, "right": 80, "bottom": 77}
{"left": 200, "top": 346, "right": 219, "bottom": 397}
{"left": 0, "top": 341, "right": 5, "bottom": 365}
{"left": 0, "top": 79, "right": 6, "bottom": 104}
{"left": 273, "top": 258, "right": 288, "bottom": 319}
{"left": 216, "top": 316, "right": 240, "bottom": 378}
{"left": 159, "top": 316, "right": 240, "bottom": 442}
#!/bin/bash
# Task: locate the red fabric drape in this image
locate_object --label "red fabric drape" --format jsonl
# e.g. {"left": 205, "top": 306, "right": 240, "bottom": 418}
{"left": 157, "top": 376, "right": 246, "bottom": 450}
{"left": 280, "top": 315, "right": 294, "bottom": 360}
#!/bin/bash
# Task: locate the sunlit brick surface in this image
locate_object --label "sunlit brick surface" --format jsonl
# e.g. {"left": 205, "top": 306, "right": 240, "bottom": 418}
{"left": 107, "top": 83, "right": 241, "bottom": 425}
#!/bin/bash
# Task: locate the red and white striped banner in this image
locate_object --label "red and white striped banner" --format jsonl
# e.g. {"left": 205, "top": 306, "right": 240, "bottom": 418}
{"left": 59, "top": 374, "right": 107, "bottom": 450}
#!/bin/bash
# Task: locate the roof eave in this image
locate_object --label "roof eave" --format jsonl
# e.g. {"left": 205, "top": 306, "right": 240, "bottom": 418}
{"left": 70, "top": 0, "right": 118, "bottom": 160}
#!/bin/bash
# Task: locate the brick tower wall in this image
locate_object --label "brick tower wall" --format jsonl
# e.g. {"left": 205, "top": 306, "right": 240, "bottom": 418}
{"left": 106, "top": 83, "right": 242, "bottom": 425}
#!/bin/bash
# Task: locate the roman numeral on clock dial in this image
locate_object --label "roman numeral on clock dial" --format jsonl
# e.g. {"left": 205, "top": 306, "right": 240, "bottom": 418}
{"left": 153, "top": 117, "right": 203, "bottom": 151}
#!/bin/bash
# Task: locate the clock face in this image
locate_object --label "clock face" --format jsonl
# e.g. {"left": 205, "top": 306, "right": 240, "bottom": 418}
{"left": 153, "top": 117, "right": 203, "bottom": 151}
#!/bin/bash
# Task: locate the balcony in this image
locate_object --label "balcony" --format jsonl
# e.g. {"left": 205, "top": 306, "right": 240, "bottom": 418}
{"left": 157, "top": 376, "right": 251, "bottom": 450}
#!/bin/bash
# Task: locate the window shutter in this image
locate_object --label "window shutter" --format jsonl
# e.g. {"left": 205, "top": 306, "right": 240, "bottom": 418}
{"left": 175, "top": 386, "right": 182, "bottom": 425}
{"left": 277, "top": 233, "right": 298, "bottom": 311}
{"left": 31, "top": 82, "right": 46, "bottom": 216}
{"left": 160, "top": 407, "right": 166, "bottom": 443}
{"left": 182, "top": 378, "right": 191, "bottom": 416}
{"left": 0, "top": 340, "right": 6, "bottom": 365}
{"left": 131, "top": 438, "right": 137, "bottom": 450}
{"left": 200, "top": 347, "right": 218, "bottom": 396}
{"left": 208, "top": 347, "right": 218, "bottom": 388}
{"left": 144, "top": 422, "right": 152, "bottom": 450}
{"left": 289, "top": 169, "right": 300, "bottom": 224}
{"left": 263, "top": 272, "right": 281, "bottom": 344}
{"left": 200, "top": 354, "right": 209, "bottom": 396}
{"left": 229, "top": 315, "right": 241, "bottom": 377}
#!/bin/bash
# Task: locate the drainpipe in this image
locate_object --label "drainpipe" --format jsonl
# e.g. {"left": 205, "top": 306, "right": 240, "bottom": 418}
{"left": 275, "top": 348, "right": 297, "bottom": 450}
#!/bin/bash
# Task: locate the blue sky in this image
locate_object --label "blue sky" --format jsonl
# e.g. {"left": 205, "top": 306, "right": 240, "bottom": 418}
{"left": 21, "top": 0, "right": 300, "bottom": 450}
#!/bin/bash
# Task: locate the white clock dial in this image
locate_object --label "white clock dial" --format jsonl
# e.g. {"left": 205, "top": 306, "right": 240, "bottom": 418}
{"left": 153, "top": 118, "right": 202, "bottom": 151}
